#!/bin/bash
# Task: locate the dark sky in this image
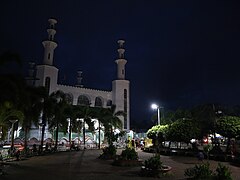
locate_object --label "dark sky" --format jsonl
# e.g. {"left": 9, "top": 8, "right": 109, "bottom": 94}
{"left": 1, "top": 0, "right": 240, "bottom": 130}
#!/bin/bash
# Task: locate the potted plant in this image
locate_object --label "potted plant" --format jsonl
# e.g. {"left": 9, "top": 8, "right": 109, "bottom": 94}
{"left": 113, "top": 147, "right": 142, "bottom": 166}
{"left": 140, "top": 154, "right": 171, "bottom": 177}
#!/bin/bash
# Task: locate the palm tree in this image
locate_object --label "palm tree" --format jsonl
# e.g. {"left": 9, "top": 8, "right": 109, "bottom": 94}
{"left": 0, "top": 102, "right": 24, "bottom": 141}
{"left": 99, "top": 105, "right": 123, "bottom": 146}
{"left": 38, "top": 90, "right": 59, "bottom": 153}
{"left": 19, "top": 86, "right": 46, "bottom": 155}
{"left": 48, "top": 91, "right": 70, "bottom": 150}
{"left": 71, "top": 105, "right": 95, "bottom": 148}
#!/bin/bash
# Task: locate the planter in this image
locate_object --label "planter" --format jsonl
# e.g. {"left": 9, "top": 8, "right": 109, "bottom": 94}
{"left": 140, "top": 165, "right": 172, "bottom": 177}
{"left": 161, "top": 165, "right": 172, "bottom": 173}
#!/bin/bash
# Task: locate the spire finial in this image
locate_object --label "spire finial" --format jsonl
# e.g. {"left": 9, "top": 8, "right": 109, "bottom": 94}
{"left": 76, "top": 70, "right": 83, "bottom": 87}
{"left": 117, "top": 39, "right": 125, "bottom": 59}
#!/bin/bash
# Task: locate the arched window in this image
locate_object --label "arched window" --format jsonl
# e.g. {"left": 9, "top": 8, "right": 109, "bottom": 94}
{"left": 65, "top": 93, "right": 73, "bottom": 105}
{"left": 107, "top": 100, "right": 112, "bottom": 106}
{"left": 95, "top": 97, "right": 103, "bottom": 107}
{"left": 45, "top": 77, "right": 50, "bottom": 94}
{"left": 77, "top": 95, "right": 90, "bottom": 106}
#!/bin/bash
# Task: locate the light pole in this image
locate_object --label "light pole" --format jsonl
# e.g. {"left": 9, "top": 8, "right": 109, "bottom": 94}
{"left": 151, "top": 104, "right": 163, "bottom": 125}
{"left": 67, "top": 118, "right": 72, "bottom": 149}
{"left": 9, "top": 119, "right": 18, "bottom": 151}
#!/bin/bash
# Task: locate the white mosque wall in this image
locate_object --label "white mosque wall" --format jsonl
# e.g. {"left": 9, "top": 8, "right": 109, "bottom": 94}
{"left": 56, "top": 84, "right": 112, "bottom": 107}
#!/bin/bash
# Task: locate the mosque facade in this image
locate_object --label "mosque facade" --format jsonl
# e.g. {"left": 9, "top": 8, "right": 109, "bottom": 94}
{"left": 23, "top": 18, "right": 130, "bottom": 143}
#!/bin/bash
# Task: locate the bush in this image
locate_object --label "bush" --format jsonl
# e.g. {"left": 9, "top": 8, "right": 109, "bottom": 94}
{"left": 144, "top": 154, "right": 162, "bottom": 170}
{"left": 99, "top": 144, "right": 116, "bottom": 159}
{"left": 184, "top": 162, "right": 213, "bottom": 179}
{"left": 215, "top": 163, "right": 232, "bottom": 180}
{"left": 141, "top": 154, "right": 163, "bottom": 177}
{"left": 184, "top": 162, "right": 232, "bottom": 180}
{"left": 121, "top": 147, "right": 138, "bottom": 160}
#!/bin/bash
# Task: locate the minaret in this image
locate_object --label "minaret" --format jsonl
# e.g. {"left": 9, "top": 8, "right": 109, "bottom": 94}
{"left": 35, "top": 18, "right": 59, "bottom": 94}
{"left": 115, "top": 40, "right": 127, "bottom": 80}
{"left": 42, "top": 19, "right": 58, "bottom": 66}
{"left": 112, "top": 39, "right": 130, "bottom": 130}
{"left": 76, "top": 70, "right": 83, "bottom": 87}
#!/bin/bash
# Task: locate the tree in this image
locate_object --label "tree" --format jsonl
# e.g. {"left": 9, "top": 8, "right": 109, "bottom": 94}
{"left": 100, "top": 105, "right": 123, "bottom": 145}
{"left": 167, "top": 118, "right": 200, "bottom": 145}
{"left": 146, "top": 125, "right": 169, "bottom": 148}
{"left": 20, "top": 86, "right": 46, "bottom": 154}
{"left": 71, "top": 105, "right": 95, "bottom": 148}
{"left": 191, "top": 104, "right": 216, "bottom": 139}
{"left": 146, "top": 125, "right": 159, "bottom": 147}
{"left": 42, "top": 90, "right": 69, "bottom": 150}
{"left": 0, "top": 102, "right": 24, "bottom": 140}
{"left": 216, "top": 116, "right": 240, "bottom": 153}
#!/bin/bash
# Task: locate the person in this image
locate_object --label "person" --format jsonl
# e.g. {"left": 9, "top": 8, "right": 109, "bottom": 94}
{"left": 197, "top": 151, "right": 204, "bottom": 161}
{"left": 15, "top": 150, "right": 20, "bottom": 161}
{"left": 131, "top": 139, "right": 135, "bottom": 149}
{"left": 45, "top": 142, "right": 49, "bottom": 152}
{"left": 32, "top": 144, "right": 38, "bottom": 155}
{"left": 0, "top": 152, "right": 3, "bottom": 162}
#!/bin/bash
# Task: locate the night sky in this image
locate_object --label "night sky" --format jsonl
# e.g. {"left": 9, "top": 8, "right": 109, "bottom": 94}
{"left": 1, "top": 0, "right": 240, "bottom": 130}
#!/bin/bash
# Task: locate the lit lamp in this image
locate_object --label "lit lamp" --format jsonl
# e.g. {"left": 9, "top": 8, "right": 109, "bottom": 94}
{"left": 151, "top": 104, "right": 162, "bottom": 125}
{"left": 9, "top": 119, "right": 18, "bottom": 150}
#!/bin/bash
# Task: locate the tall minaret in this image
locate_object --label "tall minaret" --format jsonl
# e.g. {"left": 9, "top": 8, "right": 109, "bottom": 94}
{"left": 115, "top": 40, "right": 127, "bottom": 80}
{"left": 76, "top": 70, "right": 84, "bottom": 87}
{"left": 35, "top": 18, "right": 59, "bottom": 94}
{"left": 42, "top": 19, "right": 58, "bottom": 65}
{"left": 112, "top": 39, "right": 130, "bottom": 130}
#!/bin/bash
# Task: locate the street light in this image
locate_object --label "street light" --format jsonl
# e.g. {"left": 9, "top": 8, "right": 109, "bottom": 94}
{"left": 151, "top": 104, "right": 163, "bottom": 125}
{"left": 9, "top": 119, "right": 18, "bottom": 151}
{"left": 67, "top": 118, "right": 72, "bottom": 149}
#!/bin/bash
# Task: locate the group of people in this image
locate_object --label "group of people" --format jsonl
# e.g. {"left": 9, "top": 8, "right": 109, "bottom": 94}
{"left": 126, "top": 137, "right": 145, "bottom": 150}
{"left": 7, "top": 147, "right": 20, "bottom": 161}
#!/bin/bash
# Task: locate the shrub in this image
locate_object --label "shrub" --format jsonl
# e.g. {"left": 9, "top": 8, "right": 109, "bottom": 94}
{"left": 184, "top": 162, "right": 213, "bottom": 179}
{"left": 99, "top": 144, "right": 116, "bottom": 159}
{"left": 203, "top": 144, "right": 212, "bottom": 158}
{"left": 121, "top": 147, "right": 138, "bottom": 160}
{"left": 215, "top": 163, "right": 232, "bottom": 180}
{"left": 141, "top": 154, "right": 163, "bottom": 177}
{"left": 184, "top": 162, "right": 233, "bottom": 180}
{"left": 144, "top": 154, "right": 162, "bottom": 170}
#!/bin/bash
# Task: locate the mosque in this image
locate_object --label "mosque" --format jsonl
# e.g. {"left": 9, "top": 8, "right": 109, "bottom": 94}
{"left": 19, "top": 18, "right": 130, "bottom": 146}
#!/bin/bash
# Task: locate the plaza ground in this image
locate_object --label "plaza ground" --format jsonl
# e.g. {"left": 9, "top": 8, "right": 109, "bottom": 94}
{"left": 1, "top": 148, "right": 240, "bottom": 180}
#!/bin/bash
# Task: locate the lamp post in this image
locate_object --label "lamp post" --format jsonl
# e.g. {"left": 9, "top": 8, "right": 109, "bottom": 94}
{"left": 9, "top": 119, "right": 18, "bottom": 150}
{"left": 98, "top": 119, "right": 101, "bottom": 149}
{"left": 67, "top": 118, "right": 72, "bottom": 149}
{"left": 151, "top": 104, "right": 163, "bottom": 125}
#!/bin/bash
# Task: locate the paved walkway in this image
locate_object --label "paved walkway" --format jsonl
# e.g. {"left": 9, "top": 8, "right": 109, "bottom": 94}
{"left": 1, "top": 149, "right": 240, "bottom": 180}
